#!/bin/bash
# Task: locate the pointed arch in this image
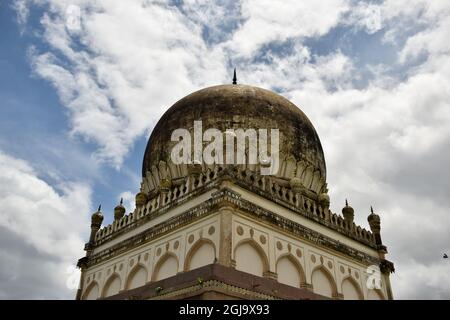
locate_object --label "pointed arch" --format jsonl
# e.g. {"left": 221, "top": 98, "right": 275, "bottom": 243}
{"left": 276, "top": 253, "right": 306, "bottom": 288}
{"left": 184, "top": 238, "right": 216, "bottom": 271}
{"left": 341, "top": 276, "right": 363, "bottom": 300}
{"left": 367, "top": 288, "right": 385, "bottom": 300}
{"left": 152, "top": 252, "right": 179, "bottom": 281}
{"left": 82, "top": 281, "right": 99, "bottom": 300}
{"left": 311, "top": 265, "right": 338, "bottom": 299}
{"left": 101, "top": 273, "right": 122, "bottom": 298}
{"left": 126, "top": 263, "right": 148, "bottom": 290}
{"left": 233, "top": 238, "right": 269, "bottom": 277}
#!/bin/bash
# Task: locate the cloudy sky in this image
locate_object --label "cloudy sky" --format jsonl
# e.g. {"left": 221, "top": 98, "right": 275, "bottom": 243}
{"left": 1, "top": 0, "right": 449, "bottom": 299}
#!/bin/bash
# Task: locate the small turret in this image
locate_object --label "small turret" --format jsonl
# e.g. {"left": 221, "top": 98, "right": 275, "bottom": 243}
{"left": 89, "top": 205, "right": 103, "bottom": 243}
{"left": 368, "top": 206, "right": 382, "bottom": 246}
{"left": 114, "top": 198, "right": 126, "bottom": 221}
{"left": 342, "top": 199, "right": 354, "bottom": 223}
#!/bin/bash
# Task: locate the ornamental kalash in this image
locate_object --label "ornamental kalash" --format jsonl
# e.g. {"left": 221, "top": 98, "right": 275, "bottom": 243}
{"left": 76, "top": 73, "right": 395, "bottom": 300}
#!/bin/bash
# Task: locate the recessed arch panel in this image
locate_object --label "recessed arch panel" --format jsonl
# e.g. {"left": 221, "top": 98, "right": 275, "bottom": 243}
{"left": 311, "top": 266, "right": 337, "bottom": 298}
{"left": 102, "top": 274, "right": 121, "bottom": 298}
{"left": 234, "top": 240, "right": 268, "bottom": 277}
{"left": 82, "top": 281, "right": 99, "bottom": 300}
{"left": 126, "top": 264, "right": 148, "bottom": 290}
{"left": 185, "top": 239, "right": 216, "bottom": 271}
{"left": 276, "top": 255, "right": 305, "bottom": 288}
{"left": 153, "top": 253, "right": 179, "bottom": 281}
{"left": 342, "top": 277, "right": 363, "bottom": 300}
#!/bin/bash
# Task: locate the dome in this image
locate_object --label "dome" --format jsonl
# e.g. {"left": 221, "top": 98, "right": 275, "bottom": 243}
{"left": 142, "top": 84, "right": 327, "bottom": 194}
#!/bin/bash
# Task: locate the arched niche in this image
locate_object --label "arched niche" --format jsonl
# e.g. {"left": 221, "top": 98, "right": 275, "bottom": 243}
{"left": 234, "top": 239, "right": 269, "bottom": 277}
{"left": 102, "top": 274, "right": 121, "bottom": 298}
{"left": 276, "top": 254, "right": 306, "bottom": 288}
{"left": 311, "top": 266, "right": 338, "bottom": 299}
{"left": 184, "top": 239, "right": 216, "bottom": 271}
{"left": 82, "top": 281, "right": 99, "bottom": 300}
{"left": 342, "top": 277, "right": 363, "bottom": 300}
{"left": 152, "top": 253, "right": 179, "bottom": 281}
{"left": 126, "top": 264, "right": 148, "bottom": 290}
{"left": 367, "top": 288, "right": 385, "bottom": 300}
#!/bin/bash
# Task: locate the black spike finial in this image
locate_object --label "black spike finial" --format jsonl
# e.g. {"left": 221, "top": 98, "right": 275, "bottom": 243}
{"left": 370, "top": 206, "right": 374, "bottom": 214}
{"left": 345, "top": 199, "right": 348, "bottom": 207}
{"left": 232, "top": 68, "right": 237, "bottom": 85}
{"left": 120, "top": 197, "right": 123, "bottom": 205}
{"left": 98, "top": 204, "right": 101, "bottom": 211}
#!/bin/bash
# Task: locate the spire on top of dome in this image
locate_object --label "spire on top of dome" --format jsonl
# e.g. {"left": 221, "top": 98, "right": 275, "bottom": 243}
{"left": 232, "top": 68, "right": 237, "bottom": 85}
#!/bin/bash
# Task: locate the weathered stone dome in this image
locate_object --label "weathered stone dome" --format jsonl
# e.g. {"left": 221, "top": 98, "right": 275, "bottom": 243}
{"left": 142, "top": 84, "right": 327, "bottom": 194}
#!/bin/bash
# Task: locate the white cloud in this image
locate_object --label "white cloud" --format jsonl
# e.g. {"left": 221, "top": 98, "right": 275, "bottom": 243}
{"left": 11, "top": 0, "right": 29, "bottom": 32}
{"left": 348, "top": 2, "right": 383, "bottom": 34}
{"left": 118, "top": 191, "right": 135, "bottom": 215}
{"left": 0, "top": 150, "right": 91, "bottom": 299}
{"left": 26, "top": 0, "right": 228, "bottom": 168}
{"left": 400, "top": 17, "right": 450, "bottom": 62}
{"left": 229, "top": 0, "right": 349, "bottom": 57}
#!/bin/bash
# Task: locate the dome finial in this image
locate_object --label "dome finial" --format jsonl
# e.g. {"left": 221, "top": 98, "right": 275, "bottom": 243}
{"left": 232, "top": 68, "right": 237, "bottom": 85}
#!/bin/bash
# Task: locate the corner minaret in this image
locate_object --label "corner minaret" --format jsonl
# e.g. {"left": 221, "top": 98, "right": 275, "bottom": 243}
{"left": 114, "top": 199, "right": 126, "bottom": 221}
{"left": 89, "top": 205, "right": 103, "bottom": 245}
{"left": 342, "top": 199, "right": 355, "bottom": 224}
{"left": 367, "top": 206, "right": 382, "bottom": 246}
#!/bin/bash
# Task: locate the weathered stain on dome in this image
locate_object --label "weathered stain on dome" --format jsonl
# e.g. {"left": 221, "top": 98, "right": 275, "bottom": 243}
{"left": 142, "top": 84, "right": 326, "bottom": 182}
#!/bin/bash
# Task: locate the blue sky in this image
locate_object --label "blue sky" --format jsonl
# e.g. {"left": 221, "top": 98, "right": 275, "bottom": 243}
{"left": 0, "top": 1, "right": 144, "bottom": 220}
{"left": 1, "top": 0, "right": 450, "bottom": 299}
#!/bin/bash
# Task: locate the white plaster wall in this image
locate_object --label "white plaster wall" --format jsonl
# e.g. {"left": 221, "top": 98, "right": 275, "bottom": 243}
{"left": 229, "top": 184, "right": 379, "bottom": 257}
{"left": 367, "top": 289, "right": 384, "bottom": 300}
{"left": 84, "top": 283, "right": 99, "bottom": 300}
{"left": 82, "top": 193, "right": 390, "bottom": 300}
{"left": 235, "top": 242, "right": 264, "bottom": 277}
{"left": 188, "top": 242, "right": 215, "bottom": 270}
{"left": 342, "top": 278, "right": 361, "bottom": 300}
{"left": 231, "top": 214, "right": 388, "bottom": 300}
{"left": 127, "top": 266, "right": 148, "bottom": 290}
{"left": 276, "top": 257, "right": 301, "bottom": 288}
{"left": 93, "top": 189, "right": 217, "bottom": 254}
{"left": 312, "top": 269, "right": 333, "bottom": 298}
{"left": 81, "top": 214, "right": 220, "bottom": 299}
{"left": 103, "top": 275, "right": 121, "bottom": 297}
{"left": 155, "top": 256, "right": 178, "bottom": 281}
